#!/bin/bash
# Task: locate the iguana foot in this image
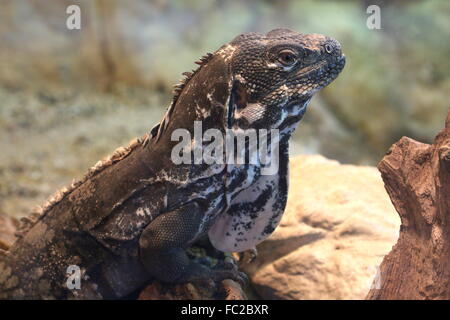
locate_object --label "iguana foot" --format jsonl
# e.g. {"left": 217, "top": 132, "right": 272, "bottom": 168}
{"left": 177, "top": 262, "right": 248, "bottom": 288}
{"left": 211, "top": 265, "right": 248, "bottom": 287}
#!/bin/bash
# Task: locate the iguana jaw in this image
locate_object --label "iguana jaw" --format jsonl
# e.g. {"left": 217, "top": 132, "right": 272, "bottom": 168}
{"left": 292, "top": 53, "right": 346, "bottom": 99}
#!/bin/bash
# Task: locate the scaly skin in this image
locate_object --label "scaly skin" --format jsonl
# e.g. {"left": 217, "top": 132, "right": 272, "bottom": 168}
{"left": 0, "top": 28, "right": 345, "bottom": 299}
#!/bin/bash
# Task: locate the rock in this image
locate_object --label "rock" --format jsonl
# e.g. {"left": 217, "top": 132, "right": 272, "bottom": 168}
{"left": 242, "top": 154, "right": 400, "bottom": 300}
{"left": 0, "top": 214, "right": 19, "bottom": 251}
{"left": 367, "top": 109, "right": 450, "bottom": 300}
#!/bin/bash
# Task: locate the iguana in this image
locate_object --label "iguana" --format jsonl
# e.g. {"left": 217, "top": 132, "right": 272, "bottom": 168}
{"left": 0, "top": 28, "right": 345, "bottom": 299}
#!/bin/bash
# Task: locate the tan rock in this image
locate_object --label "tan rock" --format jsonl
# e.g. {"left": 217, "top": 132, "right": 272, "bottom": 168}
{"left": 242, "top": 154, "right": 400, "bottom": 300}
{"left": 0, "top": 214, "right": 19, "bottom": 251}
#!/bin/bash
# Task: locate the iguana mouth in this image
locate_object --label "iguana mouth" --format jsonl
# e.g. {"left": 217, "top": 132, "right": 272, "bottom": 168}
{"left": 297, "top": 54, "right": 346, "bottom": 83}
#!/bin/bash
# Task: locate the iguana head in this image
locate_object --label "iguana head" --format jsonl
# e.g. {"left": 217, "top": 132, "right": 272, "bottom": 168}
{"left": 153, "top": 28, "right": 344, "bottom": 143}
{"left": 224, "top": 28, "right": 345, "bottom": 131}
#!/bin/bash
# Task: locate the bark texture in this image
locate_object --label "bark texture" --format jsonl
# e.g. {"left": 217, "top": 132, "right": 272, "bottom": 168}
{"left": 367, "top": 109, "right": 450, "bottom": 299}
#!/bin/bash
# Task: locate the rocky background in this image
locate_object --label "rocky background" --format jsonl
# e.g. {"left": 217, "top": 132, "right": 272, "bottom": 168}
{"left": 0, "top": 0, "right": 448, "bottom": 299}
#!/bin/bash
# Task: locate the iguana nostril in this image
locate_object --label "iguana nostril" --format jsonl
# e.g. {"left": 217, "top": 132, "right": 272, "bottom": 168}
{"left": 324, "top": 43, "right": 333, "bottom": 54}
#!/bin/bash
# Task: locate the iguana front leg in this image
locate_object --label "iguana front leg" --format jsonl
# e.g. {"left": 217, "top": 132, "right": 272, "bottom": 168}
{"left": 138, "top": 201, "right": 247, "bottom": 286}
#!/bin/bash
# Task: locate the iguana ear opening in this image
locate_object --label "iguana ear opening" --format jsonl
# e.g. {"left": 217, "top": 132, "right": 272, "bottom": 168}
{"left": 227, "top": 80, "right": 249, "bottom": 128}
{"left": 230, "top": 80, "right": 249, "bottom": 110}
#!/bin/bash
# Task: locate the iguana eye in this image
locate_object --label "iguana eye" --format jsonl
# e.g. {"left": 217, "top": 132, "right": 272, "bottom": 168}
{"left": 277, "top": 50, "right": 297, "bottom": 66}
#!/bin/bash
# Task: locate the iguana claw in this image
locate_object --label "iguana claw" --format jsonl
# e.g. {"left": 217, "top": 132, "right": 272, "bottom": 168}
{"left": 210, "top": 268, "right": 249, "bottom": 287}
{"left": 178, "top": 261, "right": 248, "bottom": 288}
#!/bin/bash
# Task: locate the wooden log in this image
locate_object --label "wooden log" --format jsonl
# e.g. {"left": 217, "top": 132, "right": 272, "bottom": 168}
{"left": 367, "top": 109, "right": 450, "bottom": 299}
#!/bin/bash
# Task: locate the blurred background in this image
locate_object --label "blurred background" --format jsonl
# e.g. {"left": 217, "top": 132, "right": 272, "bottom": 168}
{"left": 0, "top": 0, "right": 449, "bottom": 217}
